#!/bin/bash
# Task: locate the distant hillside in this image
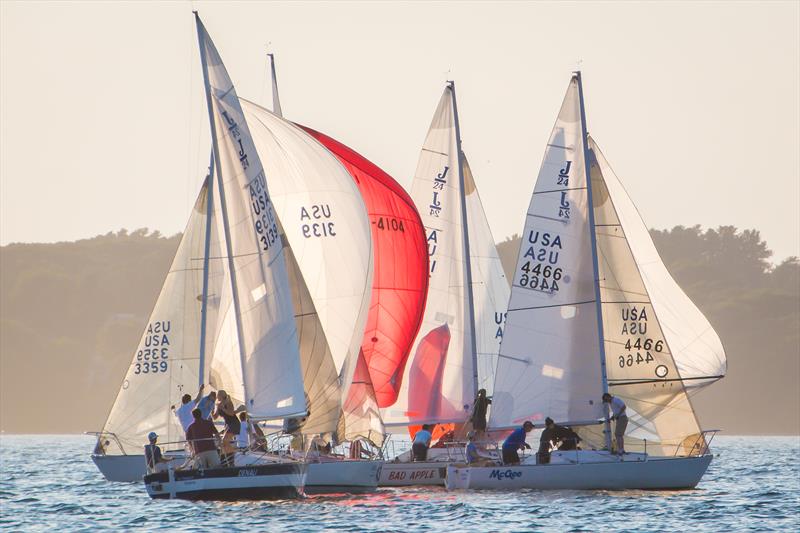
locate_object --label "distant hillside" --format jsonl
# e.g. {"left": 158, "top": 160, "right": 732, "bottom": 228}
{"left": 1, "top": 226, "right": 798, "bottom": 434}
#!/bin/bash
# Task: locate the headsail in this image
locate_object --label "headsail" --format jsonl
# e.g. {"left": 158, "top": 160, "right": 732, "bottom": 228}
{"left": 102, "top": 177, "right": 217, "bottom": 454}
{"left": 462, "top": 156, "right": 510, "bottom": 397}
{"left": 489, "top": 77, "right": 605, "bottom": 429}
{"left": 239, "top": 99, "right": 374, "bottom": 401}
{"left": 589, "top": 138, "right": 726, "bottom": 389}
{"left": 196, "top": 15, "right": 306, "bottom": 419}
{"left": 578, "top": 136, "right": 718, "bottom": 454}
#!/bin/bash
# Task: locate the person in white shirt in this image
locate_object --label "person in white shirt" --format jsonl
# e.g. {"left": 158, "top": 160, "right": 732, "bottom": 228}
{"left": 602, "top": 392, "right": 627, "bottom": 455}
{"left": 173, "top": 384, "right": 205, "bottom": 435}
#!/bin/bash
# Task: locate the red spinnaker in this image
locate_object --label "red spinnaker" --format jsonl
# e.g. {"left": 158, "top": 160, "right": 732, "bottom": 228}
{"left": 298, "top": 125, "right": 429, "bottom": 408}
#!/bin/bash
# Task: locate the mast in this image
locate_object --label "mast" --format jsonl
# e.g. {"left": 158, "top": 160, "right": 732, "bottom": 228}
{"left": 268, "top": 53, "right": 283, "bottom": 118}
{"left": 448, "top": 80, "right": 480, "bottom": 400}
{"left": 197, "top": 151, "right": 215, "bottom": 388}
{"left": 194, "top": 12, "right": 251, "bottom": 408}
{"left": 575, "top": 71, "right": 612, "bottom": 451}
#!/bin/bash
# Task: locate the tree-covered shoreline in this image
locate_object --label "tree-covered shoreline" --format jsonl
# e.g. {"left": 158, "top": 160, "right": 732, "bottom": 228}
{"left": 1, "top": 226, "right": 797, "bottom": 434}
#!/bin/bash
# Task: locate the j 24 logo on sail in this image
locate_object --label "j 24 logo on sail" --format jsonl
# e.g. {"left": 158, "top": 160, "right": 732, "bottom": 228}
{"left": 489, "top": 469, "right": 523, "bottom": 480}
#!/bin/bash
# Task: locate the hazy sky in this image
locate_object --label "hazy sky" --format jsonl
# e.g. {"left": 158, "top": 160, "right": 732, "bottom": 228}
{"left": 2, "top": 1, "right": 798, "bottom": 261}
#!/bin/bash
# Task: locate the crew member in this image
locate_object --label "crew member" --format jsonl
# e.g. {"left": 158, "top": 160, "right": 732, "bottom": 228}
{"left": 602, "top": 392, "right": 628, "bottom": 455}
{"left": 502, "top": 421, "right": 533, "bottom": 465}
{"left": 173, "top": 384, "right": 205, "bottom": 435}
{"left": 144, "top": 432, "right": 171, "bottom": 473}
{"left": 412, "top": 424, "right": 433, "bottom": 461}
{"left": 186, "top": 407, "right": 221, "bottom": 469}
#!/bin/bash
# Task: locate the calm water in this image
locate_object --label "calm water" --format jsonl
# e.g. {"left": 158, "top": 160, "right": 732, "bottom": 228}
{"left": 1, "top": 435, "right": 798, "bottom": 532}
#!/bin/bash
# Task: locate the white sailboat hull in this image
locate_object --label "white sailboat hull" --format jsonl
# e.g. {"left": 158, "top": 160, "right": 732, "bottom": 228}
{"left": 445, "top": 451, "right": 713, "bottom": 490}
{"left": 304, "top": 460, "right": 382, "bottom": 494}
{"left": 236, "top": 453, "right": 382, "bottom": 493}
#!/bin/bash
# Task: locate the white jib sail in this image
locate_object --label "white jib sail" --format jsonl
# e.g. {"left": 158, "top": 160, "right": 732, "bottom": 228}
{"left": 383, "top": 86, "right": 473, "bottom": 426}
{"left": 102, "top": 178, "right": 215, "bottom": 454}
{"left": 239, "top": 99, "right": 373, "bottom": 399}
{"left": 197, "top": 17, "right": 306, "bottom": 419}
{"left": 462, "top": 156, "right": 511, "bottom": 398}
{"left": 581, "top": 137, "right": 709, "bottom": 455}
{"left": 489, "top": 76, "right": 605, "bottom": 429}
{"left": 589, "top": 137, "right": 726, "bottom": 389}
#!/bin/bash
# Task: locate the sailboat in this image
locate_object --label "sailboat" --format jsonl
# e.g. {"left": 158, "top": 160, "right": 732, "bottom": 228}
{"left": 142, "top": 13, "right": 318, "bottom": 500}
{"left": 94, "top": 18, "right": 383, "bottom": 495}
{"left": 446, "top": 72, "right": 726, "bottom": 491}
{"left": 379, "top": 82, "right": 511, "bottom": 486}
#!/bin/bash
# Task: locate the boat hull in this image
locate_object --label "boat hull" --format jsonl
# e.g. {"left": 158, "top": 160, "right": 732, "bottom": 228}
{"left": 143, "top": 463, "right": 306, "bottom": 501}
{"left": 379, "top": 461, "right": 448, "bottom": 486}
{"left": 304, "top": 460, "right": 382, "bottom": 494}
{"left": 446, "top": 452, "right": 713, "bottom": 490}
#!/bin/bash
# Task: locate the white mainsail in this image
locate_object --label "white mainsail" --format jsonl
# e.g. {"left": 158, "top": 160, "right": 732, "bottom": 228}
{"left": 239, "top": 99, "right": 374, "bottom": 399}
{"left": 102, "top": 178, "right": 216, "bottom": 454}
{"left": 589, "top": 138, "right": 726, "bottom": 389}
{"left": 489, "top": 77, "right": 605, "bottom": 429}
{"left": 462, "top": 156, "right": 511, "bottom": 397}
{"left": 196, "top": 16, "right": 306, "bottom": 419}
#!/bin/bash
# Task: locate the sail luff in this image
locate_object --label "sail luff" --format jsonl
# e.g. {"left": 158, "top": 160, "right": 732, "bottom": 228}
{"left": 195, "top": 13, "right": 252, "bottom": 409}
{"left": 197, "top": 152, "right": 215, "bottom": 387}
{"left": 449, "top": 80, "right": 480, "bottom": 400}
{"left": 268, "top": 53, "right": 283, "bottom": 118}
{"left": 575, "top": 71, "right": 613, "bottom": 450}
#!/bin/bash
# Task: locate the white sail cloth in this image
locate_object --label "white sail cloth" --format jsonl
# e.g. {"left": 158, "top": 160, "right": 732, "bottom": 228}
{"left": 102, "top": 179, "right": 215, "bottom": 454}
{"left": 462, "top": 156, "right": 511, "bottom": 397}
{"left": 239, "top": 99, "right": 373, "bottom": 399}
{"left": 197, "top": 17, "right": 306, "bottom": 420}
{"left": 490, "top": 77, "right": 605, "bottom": 430}
{"left": 589, "top": 138, "right": 726, "bottom": 388}
{"left": 382, "top": 87, "right": 473, "bottom": 426}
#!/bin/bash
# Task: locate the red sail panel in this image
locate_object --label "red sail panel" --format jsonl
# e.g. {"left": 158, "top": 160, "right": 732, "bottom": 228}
{"left": 406, "top": 323, "right": 451, "bottom": 422}
{"left": 298, "top": 125, "right": 429, "bottom": 408}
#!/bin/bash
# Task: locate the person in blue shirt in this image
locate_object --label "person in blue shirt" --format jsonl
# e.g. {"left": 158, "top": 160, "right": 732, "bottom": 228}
{"left": 412, "top": 424, "right": 433, "bottom": 461}
{"left": 502, "top": 421, "right": 533, "bottom": 464}
{"left": 196, "top": 390, "right": 217, "bottom": 420}
{"left": 464, "top": 431, "right": 493, "bottom": 466}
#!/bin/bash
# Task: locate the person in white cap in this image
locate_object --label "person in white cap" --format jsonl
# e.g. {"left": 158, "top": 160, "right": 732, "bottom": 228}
{"left": 144, "top": 432, "right": 171, "bottom": 473}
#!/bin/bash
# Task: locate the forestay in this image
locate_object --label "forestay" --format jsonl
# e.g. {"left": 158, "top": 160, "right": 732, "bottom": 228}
{"left": 489, "top": 77, "right": 605, "bottom": 429}
{"left": 196, "top": 17, "right": 306, "bottom": 419}
{"left": 239, "top": 99, "right": 373, "bottom": 399}
{"left": 384, "top": 87, "right": 473, "bottom": 426}
{"left": 102, "top": 178, "right": 216, "bottom": 454}
{"left": 462, "top": 156, "right": 510, "bottom": 397}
